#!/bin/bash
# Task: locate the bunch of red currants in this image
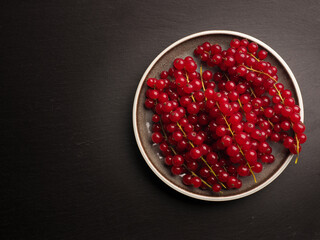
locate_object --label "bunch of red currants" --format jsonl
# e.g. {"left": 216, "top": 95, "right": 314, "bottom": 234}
{"left": 144, "top": 38, "right": 306, "bottom": 193}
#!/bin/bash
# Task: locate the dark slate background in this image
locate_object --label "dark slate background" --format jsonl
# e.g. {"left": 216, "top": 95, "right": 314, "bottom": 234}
{"left": 1, "top": 1, "right": 320, "bottom": 239}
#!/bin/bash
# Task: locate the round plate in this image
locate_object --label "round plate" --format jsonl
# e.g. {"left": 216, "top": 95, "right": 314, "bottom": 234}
{"left": 132, "top": 30, "right": 304, "bottom": 201}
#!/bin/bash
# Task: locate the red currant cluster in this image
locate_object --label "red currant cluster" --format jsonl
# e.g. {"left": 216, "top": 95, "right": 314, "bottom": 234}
{"left": 144, "top": 38, "right": 306, "bottom": 193}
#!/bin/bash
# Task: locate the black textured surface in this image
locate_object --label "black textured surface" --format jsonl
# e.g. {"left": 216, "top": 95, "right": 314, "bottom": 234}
{"left": 1, "top": 1, "right": 320, "bottom": 239}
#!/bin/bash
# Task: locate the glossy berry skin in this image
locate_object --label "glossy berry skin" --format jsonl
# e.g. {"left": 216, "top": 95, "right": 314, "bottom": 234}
{"left": 230, "top": 38, "right": 240, "bottom": 48}
{"left": 226, "top": 176, "right": 238, "bottom": 188}
{"left": 187, "top": 161, "right": 198, "bottom": 171}
{"left": 216, "top": 125, "right": 227, "bottom": 137}
{"left": 283, "top": 136, "right": 294, "bottom": 149}
{"left": 171, "top": 166, "right": 184, "bottom": 175}
{"left": 212, "top": 183, "right": 221, "bottom": 192}
{"left": 235, "top": 132, "right": 248, "bottom": 146}
{"left": 248, "top": 42, "right": 258, "bottom": 53}
{"left": 151, "top": 132, "right": 163, "bottom": 143}
{"left": 246, "top": 112, "right": 257, "bottom": 123}
{"left": 282, "top": 106, "right": 293, "bottom": 117}
{"left": 187, "top": 103, "right": 200, "bottom": 114}
{"left": 172, "top": 155, "right": 184, "bottom": 166}
{"left": 173, "top": 58, "right": 185, "bottom": 70}
{"left": 258, "top": 50, "right": 268, "bottom": 60}
{"left": 293, "top": 122, "right": 305, "bottom": 134}
{"left": 258, "top": 142, "right": 269, "bottom": 153}
{"left": 281, "top": 121, "right": 291, "bottom": 131}
{"left": 212, "top": 54, "right": 222, "bottom": 65}
{"left": 264, "top": 107, "right": 275, "bottom": 118}
{"left": 225, "top": 56, "right": 235, "bottom": 67}
{"left": 203, "top": 70, "right": 213, "bottom": 81}
{"left": 245, "top": 150, "right": 257, "bottom": 165}
{"left": 185, "top": 60, "right": 197, "bottom": 73}
{"left": 191, "top": 177, "right": 202, "bottom": 188}
{"left": 190, "top": 147, "right": 202, "bottom": 159}
{"left": 226, "top": 145, "right": 239, "bottom": 157}
{"left": 290, "top": 113, "right": 301, "bottom": 123}
{"left": 221, "top": 135, "right": 232, "bottom": 147}
{"left": 252, "top": 162, "right": 263, "bottom": 173}
{"left": 182, "top": 174, "right": 192, "bottom": 185}
{"left": 206, "top": 152, "right": 218, "bottom": 165}
{"left": 297, "top": 133, "right": 307, "bottom": 144}
{"left": 218, "top": 171, "right": 229, "bottom": 182}
{"left": 270, "top": 133, "right": 281, "bottom": 142}
{"left": 205, "top": 88, "right": 215, "bottom": 100}
{"left": 237, "top": 165, "right": 249, "bottom": 176}
{"left": 164, "top": 156, "right": 173, "bottom": 166}
{"left": 176, "top": 76, "right": 187, "bottom": 88}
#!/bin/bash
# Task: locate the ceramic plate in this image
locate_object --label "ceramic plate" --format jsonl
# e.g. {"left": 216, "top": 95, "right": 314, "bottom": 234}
{"left": 132, "top": 30, "right": 304, "bottom": 201}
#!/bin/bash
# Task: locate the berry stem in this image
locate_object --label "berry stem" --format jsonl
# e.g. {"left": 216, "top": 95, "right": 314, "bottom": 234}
{"left": 186, "top": 166, "right": 213, "bottom": 189}
{"left": 273, "top": 84, "right": 285, "bottom": 103}
{"left": 160, "top": 119, "right": 214, "bottom": 190}
{"left": 295, "top": 132, "right": 300, "bottom": 164}
{"left": 176, "top": 122, "right": 227, "bottom": 189}
{"left": 249, "top": 87, "right": 274, "bottom": 128}
{"left": 243, "top": 65, "right": 277, "bottom": 82}
{"left": 200, "top": 65, "right": 206, "bottom": 93}
{"left": 159, "top": 115, "right": 168, "bottom": 140}
{"left": 216, "top": 102, "right": 257, "bottom": 183}
{"left": 271, "top": 84, "right": 300, "bottom": 159}
{"left": 248, "top": 52, "right": 260, "bottom": 62}
{"left": 185, "top": 73, "right": 196, "bottom": 102}
{"left": 176, "top": 122, "right": 187, "bottom": 138}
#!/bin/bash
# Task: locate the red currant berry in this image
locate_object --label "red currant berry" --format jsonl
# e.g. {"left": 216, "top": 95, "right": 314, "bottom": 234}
{"left": 173, "top": 58, "right": 185, "bottom": 70}
{"left": 202, "top": 70, "right": 213, "bottom": 81}
{"left": 245, "top": 150, "right": 257, "bottom": 164}
{"left": 283, "top": 136, "right": 294, "bottom": 148}
{"left": 221, "top": 135, "right": 232, "bottom": 147}
{"left": 258, "top": 50, "right": 268, "bottom": 60}
{"left": 185, "top": 60, "right": 197, "bottom": 73}
{"left": 151, "top": 132, "right": 163, "bottom": 143}
{"left": 237, "top": 165, "right": 249, "bottom": 176}
{"left": 289, "top": 143, "right": 301, "bottom": 154}
{"left": 191, "top": 176, "right": 202, "bottom": 188}
{"left": 218, "top": 171, "right": 229, "bottom": 183}
{"left": 248, "top": 42, "right": 258, "bottom": 53}
{"left": 212, "top": 183, "right": 221, "bottom": 192}
{"left": 281, "top": 106, "right": 293, "bottom": 117}
{"left": 246, "top": 112, "right": 257, "bottom": 123}
{"left": 270, "top": 132, "right": 281, "bottom": 142}
{"left": 297, "top": 133, "right": 307, "bottom": 144}
{"left": 187, "top": 102, "right": 200, "bottom": 114}
{"left": 212, "top": 54, "right": 222, "bottom": 65}
{"left": 293, "top": 105, "right": 300, "bottom": 113}
{"left": 175, "top": 76, "right": 187, "bottom": 88}
{"left": 199, "top": 167, "right": 210, "bottom": 178}
{"left": 252, "top": 162, "right": 263, "bottom": 173}
{"left": 293, "top": 122, "right": 305, "bottom": 134}
{"left": 226, "top": 144, "right": 240, "bottom": 157}
{"left": 225, "top": 55, "right": 236, "bottom": 67}
{"left": 280, "top": 120, "right": 291, "bottom": 131}
{"left": 164, "top": 156, "right": 173, "bottom": 166}
{"left": 190, "top": 147, "right": 202, "bottom": 159}
{"left": 187, "top": 161, "right": 198, "bottom": 171}
{"left": 171, "top": 166, "right": 184, "bottom": 175}
{"left": 290, "top": 112, "right": 301, "bottom": 123}
{"left": 182, "top": 174, "right": 192, "bottom": 185}
{"left": 172, "top": 155, "right": 184, "bottom": 166}
{"left": 225, "top": 176, "right": 237, "bottom": 188}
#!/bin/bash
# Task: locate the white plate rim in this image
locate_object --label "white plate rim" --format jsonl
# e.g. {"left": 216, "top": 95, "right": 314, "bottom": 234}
{"left": 132, "top": 30, "right": 304, "bottom": 201}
